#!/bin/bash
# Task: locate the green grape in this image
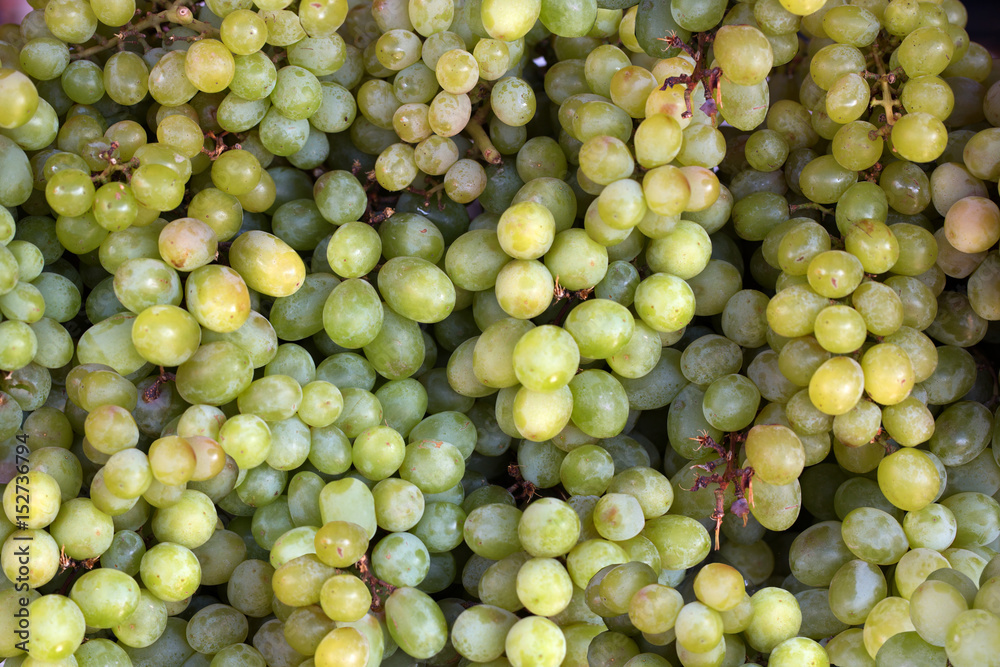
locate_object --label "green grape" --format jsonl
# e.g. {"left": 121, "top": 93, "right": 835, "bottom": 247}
{"left": 861, "top": 342, "right": 915, "bottom": 406}
{"left": 890, "top": 223, "right": 938, "bottom": 277}
{"left": 19, "top": 38, "right": 70, "bottom": 82}
{"left": 852, "top": 280, "right": 904, "bottom": 336}
{"left": 101, "top": 51, "right": 148, "bottom": 107}
{"left": 674, "top": 600, "right": 725, "bottom": 654}
{"left": 898, "top": 26, "right": 955, "bottom": 77}
{"left": 811, "top": 43, "right": 867, "bottom": 90}
{"left": 378, "top": 256, "right": 455, "bottom": 323}
{"left": 25, "top": 594, "right": 85, "bottom": 662}
{"left": 319, "top": 572, "right": 372, "bottom": 623}
{"left": 743, "top": 587, "right": 802, "bottom": 653}
{"left": 44, "top": 168, "right": 94, "bottom": 218}
{"left": 891, "top": 111, "right": 947, "bottom": 163}
{"left": 744, "top": 424, "right": 805, "bottom": 486}
{"left": 422, "top": 90, "right": 467, "bottom": 138}
{"left": 0, "top": 69, "right": 40, "bottom": 131}
{"left": 712, "top": 24, "right": 773, "bottom": 86}
{"left": 823, "top": 4, "right": 880, "bottom": 46}
{"left": 382, "top": 587, "right": 447, "bottom": 660}
{"left": 901, "top": 74, "right": 955, "bottom": 120}
{"left": 829, "top": 120, "right": 883, "bottom": 172}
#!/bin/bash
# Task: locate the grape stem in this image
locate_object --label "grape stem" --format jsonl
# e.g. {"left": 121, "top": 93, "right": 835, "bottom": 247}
{"left": 868, "top": 44, "right": 902, "bottom": 130}
{"left": 202, "top": 132, "right": 242, "bottom": 160}
{"left": 57, "top": 546, "right": 98, "bottom": 595}
{"left": 551, "top": 278, "right": 593, "bottom": 326}
{"left": 685, "top": 431, "right": 755, "bottom": 550}
{"left": 70, "top": 0, "right": 212, "bottom": 60}
{"left": 506, "top": 462, "right": 539, "bottom": 504}
{"left": 89, "top": 142, "right": 140, "bottom": 184}
{"left": 465, "top": 103, "right": 502, "bottom": 165}
{"left": 142, "top": 367, "right": 177, "bottom": 403}
{"left": 789, "top": 202, "right": 834, "bottom": 217}
{"left": 658, "top": 32, "right": 724, "bottom": 122}
{"left": 354, "top": 554, "right": 396, "bottom": 612}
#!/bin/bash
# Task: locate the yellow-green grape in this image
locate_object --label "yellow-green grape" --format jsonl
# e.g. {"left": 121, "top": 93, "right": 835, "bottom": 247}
{"left": 0, "top": 69, "right": 39, "bottom": 130}
{"left": 822, "top": 4, "right": 880, "bottom": 46}
{"left": 779, "top": 0, "right": 825, "bottom": 16}
{"left": 103, "top": 448, "right": 153, "bottom": 500}
{"left": 0, "top": 320, "right": 37, "bottom": 371}
{"left": 186, "top": 435, "right": 226, "bottom": 482}
{"left": 139, "top": 542, "right": 202, "bottom": 602}
{"left": 883, "top": 0, "right": 921, "bottom": 36}
{"left": 910, "top": 579, "right": 969, "bottom": 647}
{"left": 845, "top": 220, "right": 899, "bottom": 274}
{"left": 898, "top": 26, "right": 955, "bottom": 77}
{"left": 813, "top": 305, "right": 867, "bottom": 355}
{"left": 129, "top": 163, "right": 185, "bottom": 212}
{"left": 513, "top": 384, "right": 573, "bottom": 442}
{"left": 719, "top": 75, "right": 771, "bottom": 131}
{"left": 27, "top": 594, "right": 86, "bottom": 661}
{"left": 944, "top": 196, "right": 1000, "bottom": 254}
{"left": 832, "top": 120, "right": 883, "bottom": 171}
{"left": 3, "top": 471, "right": 61, "bottom": 529}
{"left": 491, "top": 76, "right": 537, "bottom": 127}
{"left": 45, "top": 168, "right": 95, "bottom": 218}
{"left": 298, "top": 380, "right": 343, "bottom": 428}
{"left": 184, "top": 264, "right": 251, "bottom": 333}
{"left": 155, "top": 114, "right": 203, "bottom": 159}
{"left": 864, "top": 596, "right": 916, "bottom": 658}
{"left": 157, "top": 217, "right": 218, "bottom": 272}
{"left": 629, "top": 583, "right": 684, "bottom": 634}
{"left": 861, "top": 343, "right": 915, "bottom": 406}
{"left": 228, "top": 230, "right": 305, "bottom": 297}
{"left": 633, "top": 272, "right": 696, "bottom": 333}
{"left": 743, "top": 587, "right": 802, "bottom": 653}
{"left": 221, "top": 9, "right": 269, "bottom": 56}
{"left": 745, "top": 424, "right": 805, "bottom": 485}
{"left": 320, "top": 573, "right": 372, "bottom": 622}
{"left": 769, "top": 637, "right": 830, "bottom": 667}
{"left": 184, "top": 38, "right": 236, "bottom": 93}
{"left": 83, "top": 404, "right": 138, "bottom": 456}
{"left": 435, "top": 49, "right": 478, "bottom": 95}
{"left": 103, "top": 51, "right": 149, "bottom": 106}
{"left": 503, "top": 616, "right": 567, "bottom": 666}
{"left": 314, "top": 626, "right": 369, "bottom": 666}
{"left": 313, "top": 521, "right": 368, "bottom": 570}
{"left": 825, "top": 72, "right": 870, "bottom": 124}
{"left": 578, "top": 134, "right": 634, "bottom": 185}
{"left": 384, "top": 587, "right": 448, "bottom": 660}
{"left": 900, "top": 75, "right": 954, "bottom": 120}
{"left": 890, "top": 112, "right": 947, "bottom": 163}
{"left": 712, "top": 24, "right": 774, "bottom": 86}
{"left": 810, "top": 44, "right": 867, "bottom": 90}
{"left": 514, "top": 557, "right": 573, "bottom": 617}
{"left": 375, "top": 29, "right": 423, "bottom": 71}
{"left": 693, "top": 563, "right": 747, "bottom": 612}
{"left": 809, "top": 356, "right": 865, "bottom": 416}
{"left": 377, "top": 256, "right": 456, "bottom": 323}
{"left": 147, "top": 435, "right": 196, "bottom": 486}
{"left": 642, "top": 165, "right": 691, "bottom": 217}
{"left": 853, "top": 280, "right": 904, "bottom": 336}
{"left": 881, "top": 395, "right": 935, "bottom": 446}
{"left": 2, "top": 529, "right": 57, "bottom": 590}
{"left": 877, "top": 448, "right": 940, "bottom": 513}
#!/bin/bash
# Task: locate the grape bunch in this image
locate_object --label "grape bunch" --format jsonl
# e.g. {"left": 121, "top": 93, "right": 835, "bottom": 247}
{"left": 0, "top": 0, "right": 999, "bottom": 665}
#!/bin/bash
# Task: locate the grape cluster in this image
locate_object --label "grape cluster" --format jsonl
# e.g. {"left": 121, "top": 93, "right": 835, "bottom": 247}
{"left": 0, "top": 0, "right": 999, "bottom": 665}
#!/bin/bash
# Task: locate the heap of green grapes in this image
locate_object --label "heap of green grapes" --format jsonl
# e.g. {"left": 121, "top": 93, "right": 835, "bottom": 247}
{"left": 0, "top": 0, "right": 999, "bottom": 664}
